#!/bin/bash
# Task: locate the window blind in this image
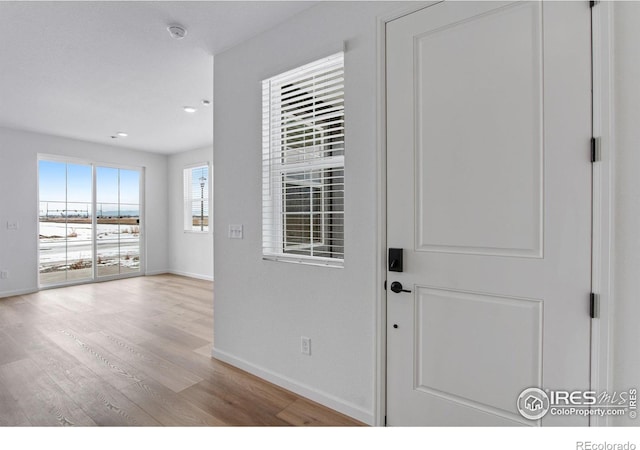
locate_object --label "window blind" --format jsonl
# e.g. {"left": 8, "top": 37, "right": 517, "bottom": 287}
{"left": 262, "top": 52, "right": 345, "bottom": 267}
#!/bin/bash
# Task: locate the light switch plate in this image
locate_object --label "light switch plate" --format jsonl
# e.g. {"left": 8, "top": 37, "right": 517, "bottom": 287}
{"left": 228, "top": 224, "right": 243, "bottom": 239}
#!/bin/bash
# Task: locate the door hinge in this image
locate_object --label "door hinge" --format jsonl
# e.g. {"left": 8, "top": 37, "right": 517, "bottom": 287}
{"left": 384, "top": 280, "right": 387, "bottom": 290}
{"left": 591, "top": 137, "right": 601, "bottom": 163}
{"left": 590, "top": 0, "right": 599, "bottom": 8}
{"left": 384, "top": 415, "right": 387, "bottom": 426}
{"left": 590, "top": 293, "right": 600, "bottom": 319}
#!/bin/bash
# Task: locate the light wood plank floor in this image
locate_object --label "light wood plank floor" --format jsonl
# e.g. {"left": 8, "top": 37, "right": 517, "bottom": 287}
{"left": 0, "top": 274, "right": 363, "bottom": 426}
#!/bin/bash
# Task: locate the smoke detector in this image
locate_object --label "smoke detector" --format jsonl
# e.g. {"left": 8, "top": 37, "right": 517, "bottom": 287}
{"left": 167, "top": 25, "right": 187, "bottom": 40}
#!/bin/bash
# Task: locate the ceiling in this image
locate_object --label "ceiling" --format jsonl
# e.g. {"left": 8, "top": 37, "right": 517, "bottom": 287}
{"left": 0, "top": 1, "right": 317, "bottom": 154}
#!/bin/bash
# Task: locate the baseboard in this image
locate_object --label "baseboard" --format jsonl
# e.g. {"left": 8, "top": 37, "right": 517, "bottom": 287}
{"left": 168, "top": 270, "right": 213, "bottom": 282}
{"left": 0, "top": 287, "right": 38, "bottom": 299}
{"left": 211, "top": 347, "right": 374, "bottom": 425}
{"left": 145, "top": 269, "right": 169, "bottom": 276}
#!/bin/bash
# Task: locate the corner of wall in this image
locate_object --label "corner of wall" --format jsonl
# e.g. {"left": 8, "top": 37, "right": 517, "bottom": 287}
{"left": 211, "top": 346, "right": 374, "bottom": 425}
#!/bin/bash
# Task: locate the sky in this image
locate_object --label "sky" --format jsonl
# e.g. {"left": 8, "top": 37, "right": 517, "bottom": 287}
{"left": 39, "top": 160, "right": 141, "bottom": 214}
{"left": 39, "top": 160, "right": 209, "bottom": 217}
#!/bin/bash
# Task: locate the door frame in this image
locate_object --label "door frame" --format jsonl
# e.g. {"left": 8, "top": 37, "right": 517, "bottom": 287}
{"left": 374, "top": 0, "right": 614, "bottom": 427}
{"left": 589, "top": 0, "right": 614, "bottom": 427}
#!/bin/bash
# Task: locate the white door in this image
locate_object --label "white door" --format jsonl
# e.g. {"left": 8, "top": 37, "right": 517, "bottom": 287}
{"left": 386, "top": 1, "right": 592, "bottom": 426}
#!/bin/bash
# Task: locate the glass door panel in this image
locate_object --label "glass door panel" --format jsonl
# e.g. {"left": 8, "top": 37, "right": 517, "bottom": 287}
{"left": 39, "top": 161, "right": 93, "bottom": 285}
{"left": 96, "top": 166, "right": 141, "bottom": 278}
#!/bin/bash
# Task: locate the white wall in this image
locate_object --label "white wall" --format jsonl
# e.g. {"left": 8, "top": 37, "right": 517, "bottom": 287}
{"left": 0, "top": 126, "right": 169, "bottom": 297}
{"left": 168, "top": 146, "right": 214, "bottom": 281}
{"left": 612, "top": 2, "right": 640, "bottom": 427}
{"left": 213, "top": 1, "right": 407, "bottom": 424}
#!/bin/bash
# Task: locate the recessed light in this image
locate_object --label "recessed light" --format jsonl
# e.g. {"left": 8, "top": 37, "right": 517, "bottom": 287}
{"left": 183, "top": 106, "right": 197, "bottom": 113}
{"left": 116, "top": 132, "right": 128, "bottom": 137}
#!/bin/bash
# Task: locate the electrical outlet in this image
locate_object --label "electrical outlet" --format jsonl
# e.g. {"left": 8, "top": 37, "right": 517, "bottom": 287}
{"left": 0, "top": 270, "right": 8, "bottom": 279}
{"left": 301, "top": 336, "right": 311, "bottom": 356}
{"left": 6, "top": 221, "right": 18, "bottom": 231}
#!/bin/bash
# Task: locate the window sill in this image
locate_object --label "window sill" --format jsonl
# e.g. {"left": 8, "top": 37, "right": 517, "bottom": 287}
{"left": 262, "top": 254, "right": 344, "bottom": 269}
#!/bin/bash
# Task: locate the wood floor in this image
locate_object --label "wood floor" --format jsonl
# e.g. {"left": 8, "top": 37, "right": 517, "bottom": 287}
{"left": 0, "top": 275, "right": 362, "bottom": 426}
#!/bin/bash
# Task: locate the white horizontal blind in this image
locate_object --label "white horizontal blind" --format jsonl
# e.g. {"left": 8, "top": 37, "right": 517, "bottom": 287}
{"left": 183, "top": 165, "right": 209, "bottom": 232}
{"left": 262, "top": 52, "right": 345, "bottom": 266}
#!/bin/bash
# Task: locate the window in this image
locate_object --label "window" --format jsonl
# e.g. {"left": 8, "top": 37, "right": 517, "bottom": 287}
{"left": 262, "top": 52, "right": 345, "bottom": 267}
{"left": 184, "top": 164, "right": 210, "bottom": 232}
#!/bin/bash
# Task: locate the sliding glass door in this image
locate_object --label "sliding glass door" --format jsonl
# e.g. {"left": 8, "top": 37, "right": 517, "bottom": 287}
{"left": 38, "top": 158, "right": 143, "bottom": 287}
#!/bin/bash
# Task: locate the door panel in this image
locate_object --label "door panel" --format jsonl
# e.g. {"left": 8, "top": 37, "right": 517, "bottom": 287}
{"left": 415, "top": 2, "right": 542, "bottom": 257}
{"left": 386, "top": 1, "right": 592, "bottom": 426}
{"left": 96, "top": 167, "right": 142, "bottom": 278}
{"left": 415, "top": 287, "right": 542, "bottom": 415}
{"left": 38, "top": 161, "right": 93, "bottom": 285}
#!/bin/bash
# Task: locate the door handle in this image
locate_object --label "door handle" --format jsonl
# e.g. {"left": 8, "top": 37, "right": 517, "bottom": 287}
{"left": 390, "top": 281, "right": 411, "bottom": 294}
